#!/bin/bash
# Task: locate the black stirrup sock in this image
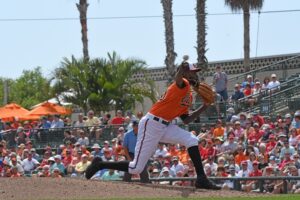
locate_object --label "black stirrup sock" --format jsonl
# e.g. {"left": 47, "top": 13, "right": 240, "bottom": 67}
{"left": 99, "top": 161, "right": 129, "bottom": 172}
{"left": 188, "top": 145, "right": 206, "bottom": 177}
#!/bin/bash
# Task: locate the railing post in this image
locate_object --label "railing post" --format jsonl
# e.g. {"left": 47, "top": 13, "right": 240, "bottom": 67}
{"left": 259, "top": 179, "right": 264, "bottom": 193}
{"left": 283, "top": 180, "right": 288, "bottom": 194}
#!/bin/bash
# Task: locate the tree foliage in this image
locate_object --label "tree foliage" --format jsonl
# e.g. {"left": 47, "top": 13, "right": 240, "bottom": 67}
{"left": 52, "top": 52, "right": 157, "bottom": 113}
{"left": 8, "top": 67, "right": 52, "bottom": 109}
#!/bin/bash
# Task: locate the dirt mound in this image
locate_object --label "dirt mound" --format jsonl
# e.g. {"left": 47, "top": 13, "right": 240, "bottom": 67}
{"left": 0, "top": 178, "right": 264, "bottom": 199}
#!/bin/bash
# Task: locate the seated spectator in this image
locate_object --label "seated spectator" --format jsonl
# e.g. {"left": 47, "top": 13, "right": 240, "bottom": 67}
{"left": 230, "top": 84, "right": 244, "bottom": 102}
{"left": 111, "top": 110, "right": 125, "bottom": 126}
{"left": 213, "top": 120, "right": 225, "bottom": 138}
{"left": 267, "top": 74, "right": 280, "bottom": 92}
{"left": 50, "top": 115, "right": 64, "bottom": 129}
{"left": 168, "top": 143, "right": 179, "bottom": 158}
{"left": 223, "top": 165, "right": 237, "bottom": 190}
{"left": 52, "top": 168, "right": 62, "bottom": 178}
{"left": 91, "top": 143, "right": 102, "bottom": 158}
{"left": 77, "top": 130, "right": 89, "bottom": 146}
{"left": 291, "top": 111, "right": 300, "bottom": 129}
{"left": 280, "top": 140, "right": 295, "bottom": 160}
{"left": 74, "top": 154, "right": 91, "bottom": 176}
{"left": 242, "top": 161, "right": 262, "bottom": 192}
{"left": 235, "top": 145, "right": 248, "bottom": 166}
{"left": 242, "top": 75, "right": 255, "bottom": 89}
{"left": 177, "top": 145, "right": 190, "bottom": 165}
{"left": 84, "top": 110, "right": 102, "bottom": 142}
{"left": 154, "top": 143, "right": 168, "bottom": 158}
{"left": 51, "top": 155, "right": 65, "bottom": 175}
{"left": 22, "top": 152, "right": 40, "bottom": 175}
{"left": 38, "top": 165, "right": 51, "bottom": 177}
{"left": 73, "top": 113, "right": 85, "bottom": 128}
{"left": 63, "top": 130, "right": 77, "bottom": 145}
{"left": 222, "top": 134, "right": 238, "bottom": 155}
{"left": 262, "top": 76, "right": 270, "bottom": 90}
{"left": 169, "top": 156, "right": 184, "bottom": 177}
{"left": 101, "top": 168, "right": 120, "bottom": 181}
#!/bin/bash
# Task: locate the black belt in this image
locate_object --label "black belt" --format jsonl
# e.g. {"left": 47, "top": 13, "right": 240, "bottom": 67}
{"left": 153, "top": 116, "right": 170, "bottom": 126}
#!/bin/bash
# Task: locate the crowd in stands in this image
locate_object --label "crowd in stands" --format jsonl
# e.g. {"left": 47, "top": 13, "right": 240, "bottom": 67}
{"left": 0, "top": 69, "right": 299, "bottom": 194}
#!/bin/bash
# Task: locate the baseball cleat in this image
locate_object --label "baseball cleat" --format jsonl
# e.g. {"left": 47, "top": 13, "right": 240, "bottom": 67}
{"left": 85, "top": 156, "right": 102, "bottom": 179}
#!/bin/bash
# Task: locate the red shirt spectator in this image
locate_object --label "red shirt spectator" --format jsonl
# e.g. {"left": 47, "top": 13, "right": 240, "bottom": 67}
{"left": 111, "top": 110, "right": 125, "bottom": 125}
{"left": 205, "top": 140, "right": 216, "bottom": 158}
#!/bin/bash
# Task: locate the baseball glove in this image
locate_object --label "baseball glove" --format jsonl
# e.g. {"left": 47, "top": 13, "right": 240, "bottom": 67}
{"left": 193, "top": 82, "right": 215, "bottom": 105}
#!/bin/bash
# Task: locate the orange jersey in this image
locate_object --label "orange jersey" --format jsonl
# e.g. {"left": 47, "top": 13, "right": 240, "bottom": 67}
{"left": 149, "top": 79, "right": 192, "bottom": 121}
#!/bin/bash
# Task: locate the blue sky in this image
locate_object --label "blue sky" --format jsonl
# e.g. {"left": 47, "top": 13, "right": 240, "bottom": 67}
{"left": 0, "top": 0, "right": 299, "bottom": 79}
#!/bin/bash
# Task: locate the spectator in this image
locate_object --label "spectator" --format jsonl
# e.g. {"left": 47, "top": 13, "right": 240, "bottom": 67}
{"left": 10, "top": 157, "right": 24, "bottom": 175}
{"left": 116, "top": 127, "right": 125, "bottom": 143}
{"left": 242, "top": 160, "right": 262, "bottom": 192}
{"left": 30, "top": 148, "right": 40, "bottom": 161}
{"left": 101, "top": 168, "right": 120, "bottom": 181}
{"left": 213, "top": 120, "right": 225, "bottom": 138}
{"left": 177, "top": 145, "right": 190, "bottom": 165}
{"left": 77, "top": 130, "right": 89, "bottom": 146}
{"left": 111, "top": 110, "right": 125, "bottom": 125}
{"left": 73, "top": 113, "right": 85, "bottom": 127}
{"left": 50, "top": 115, "right": 64, "bottom": 128}
{"left": 237, "top": 161, "right": 250, "bottom": 187}
{"left": 154, "top": 143, "right": 168, "bottom": 158}
{"left": 262, "top": 76, "right": 270, "bottom": 90}
{"left": 52, "top": 168, "right": 62, "bottom": 178}
{"left": 63, "top": 130, "right": 77, "bottom": 145}
{"left": 242, "top": 75, "right": 255, "bottom": 89}
{"left": 91, "top": 143, "right": 103, "bottom": 158}
{"left": 74, "top": 154, "right": 91, "bottom": 176}
{"left": 267, "top": 74, "right": 280, "bottom": 92}
{"left": 22, "top": 152, "right": 39, "bottom": 175}
{"left": 84, "top": 110, "right": 102, "bottom": 142}
{"left": 230, "top": 84, "right": 245, "bottom": 102}
{"left": 213, "top": 65, "right": 228, "bottom": 101}
{"left": 51, "top": 155, "right": 65, "bottom": 175}
{"left": 222, "top": 135, "right": 238, "bottom": 155}
{"left": 223, "top": 165, "right": 237, "bottom": 190}
{"left": 291, "top": 111, "right": 300, "bottom": 129}
{"left": 169, "top": 156, "right": 185, "bottom": 177}
{"left": 235, "top": 145, "right": 248, "bottom": 166}
{"left": 280, "top": 140, "right": 295, "bottom": 160}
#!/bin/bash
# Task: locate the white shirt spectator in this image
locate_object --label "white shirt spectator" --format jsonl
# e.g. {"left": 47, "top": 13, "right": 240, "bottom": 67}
{"left": 237, "top": 169, "right": 250, "bottom": 178}
{"left": 154, "top": 146, "right": 168, "bottom": 158}
{"left": 267, "top": 75, "right": 280, "bottom": 90}
{"left": 170, "top": 161, "right": 185, "bottom": 177}
{"left": 77, "top": 137, "right": 89, "bottom": 146}
{"left": 22, "top": 158, "right": 39, "bottom": 173}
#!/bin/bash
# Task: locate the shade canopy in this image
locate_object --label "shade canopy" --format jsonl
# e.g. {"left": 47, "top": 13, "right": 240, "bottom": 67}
{"left": 27, "top": 101, "right": 72, "bottom": 117}
{"left": 0, "top": 103, "right": 38, "bottom": 121}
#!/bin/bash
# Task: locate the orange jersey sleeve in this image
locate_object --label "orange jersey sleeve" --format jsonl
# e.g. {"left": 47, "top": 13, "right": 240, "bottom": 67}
{"left": 149, "top": 78, "right": 192, "bottom": 121}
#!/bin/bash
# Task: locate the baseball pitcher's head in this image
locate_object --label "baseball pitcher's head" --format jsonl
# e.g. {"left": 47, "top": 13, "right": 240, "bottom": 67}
{"left": 180, "top": 61, "right": 200, "bottom": 87}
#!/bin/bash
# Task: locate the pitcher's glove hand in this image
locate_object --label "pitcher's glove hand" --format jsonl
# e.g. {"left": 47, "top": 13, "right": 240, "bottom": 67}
{"left": 193, "top": 82, "right": 215, "bottom": 105}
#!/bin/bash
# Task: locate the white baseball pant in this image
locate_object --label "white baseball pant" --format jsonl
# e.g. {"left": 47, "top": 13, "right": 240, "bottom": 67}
{"left": 128, "top": 113, "right": 198, "bottom": 174}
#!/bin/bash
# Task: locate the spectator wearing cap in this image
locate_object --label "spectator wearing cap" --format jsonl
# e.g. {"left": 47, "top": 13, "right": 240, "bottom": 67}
{"left": 123, "top": 120, "right": 149, "bottom": 183}
{"left": 267, "top": 73, "right": 280, "bottom": 92}
{"left": 230, "top": 84, "right": 244, "bottom": 102}
{"left": 242, "top": 75, "right": 255, "bottom": 89}
{"left": 77, "top": 129, "right": 89, "bottom": 146}
{"left": 50, "top": 115, "right": 64, "bottom": 129}
{"left": 159, "top": 167, "right": 172, "bottom": 185}
{"left": 242, "top": 160, "right": 262, "bottom": 192}
{"left": 213, "top": 120, "right": 225, "bottom": 138}
{"left": 10, "top": 157, "right": 24, "bottom": 175}
{"left": 280, "top": 140, "right": 295, "bottom": 160}
{"left": 22, "top": 152, "right": 40, "bottom": 175}
{"left": 204, "top": 140, "right": 216, "bottom": 161}
{"left": 291, "top": 111, "right": 300, "bottom": 129}
{"left": 51, "top": 155, "right": 65, "bottom": 175}
{"left": 237, "top": 161, "right": 250, "bottom": 187}
{"left": 213, "top": 65, "right": 228, "bottom": 101}
{"left": 52, "top": 167, "right": 62, "bottom": 178}
{"left": 169, "top": 156, "right": 185, "bottom": 177}
{"left": 100, "top": 141, "right": 112, "bottom": 158}
{"left": 91, "top": 143, "right": 103, "bottom": 158}
{"left": 74, "top": 154, "right": 91, "bottom": 176}
{"left": 233, "top": 121, "right": 244, "bottom": 139}
{"left": 222, "top": 134, "right": 238, "bottom": 155}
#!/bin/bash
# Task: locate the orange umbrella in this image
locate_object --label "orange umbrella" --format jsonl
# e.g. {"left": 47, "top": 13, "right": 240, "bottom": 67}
{"left": 27, "top": 102, "right": 71, "bottom": 117}
{"left": 0, "top": 103, "right": 38, "bottom": 121}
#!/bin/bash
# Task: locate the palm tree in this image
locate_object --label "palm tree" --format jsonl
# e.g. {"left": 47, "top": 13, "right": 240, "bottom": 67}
{"left": 195, "top": 0, "right": 208, "bottom": 76}
{"left": 52, "top": 53, "right": 156, "bottom": 113}
{"left": 77, "top": 0, "right": 89, "bottom": 60}
{"left": 225, "top": 0, "right": 264, "bottom": 72}
{"left": 161, "top": 0, "right": 177, "bottom": 83}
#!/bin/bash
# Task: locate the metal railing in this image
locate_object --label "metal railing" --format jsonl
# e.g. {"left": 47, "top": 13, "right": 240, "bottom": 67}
{"left": 228, "top": 54, "right": 300, "bottom": 83}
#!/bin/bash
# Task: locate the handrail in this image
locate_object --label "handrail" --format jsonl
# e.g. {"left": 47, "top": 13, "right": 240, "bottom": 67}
{"left": 236, "top": 76, "right": 300, "bottom": 102}
{"left": 228, "top": 54, "right": 300, "bottom": 82}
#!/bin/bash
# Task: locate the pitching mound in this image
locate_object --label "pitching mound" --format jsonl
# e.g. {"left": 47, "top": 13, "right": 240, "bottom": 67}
{"left": 0, "top": 178, "right": 265, "bottom": 199}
